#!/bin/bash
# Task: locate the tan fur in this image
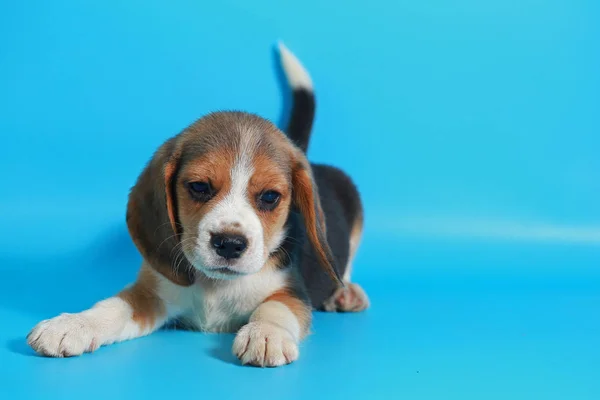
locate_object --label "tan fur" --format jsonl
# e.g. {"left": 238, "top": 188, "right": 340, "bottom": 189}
{"left": 350, "top": 214, "right": 363, "bottom": 257}
{"left": 264, "top": 288, "right": 312, "bottom": 338}
{"left": 117, "top": 265, "right": 166, "bottom": 331}
{"left": 347, "top": 211, "right": 363, "bottom": 279}
{"left": 178, "top": 150, "right": 235, "bottom": 190}
{"left": 164, "top": 159, "right": 180, "bottom": 234}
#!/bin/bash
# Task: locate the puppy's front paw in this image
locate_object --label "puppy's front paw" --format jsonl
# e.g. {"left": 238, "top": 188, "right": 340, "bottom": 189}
{"left": 232, "top": 322, "right": 298, "bottom": 367}
{"left": 27, "top": 313, "right": 99, "bottom": 357}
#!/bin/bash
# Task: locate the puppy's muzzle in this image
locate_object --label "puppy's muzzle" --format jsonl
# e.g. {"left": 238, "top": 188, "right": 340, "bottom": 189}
{"left": 210, "top": 233, "right": 248, "bottom": 260}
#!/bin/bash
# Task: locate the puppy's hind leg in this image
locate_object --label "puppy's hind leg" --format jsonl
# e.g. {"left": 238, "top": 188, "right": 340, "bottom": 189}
{"left": 27, "top": 264, "right": 169, "bottom": 357}
{"left": 322, "top": 217, "right": 370, "bottom": 312}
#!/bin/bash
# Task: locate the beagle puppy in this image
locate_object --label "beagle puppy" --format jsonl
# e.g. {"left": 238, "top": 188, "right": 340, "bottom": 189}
{"left": 27, "top": 43, "right": 369, "bottom": 367}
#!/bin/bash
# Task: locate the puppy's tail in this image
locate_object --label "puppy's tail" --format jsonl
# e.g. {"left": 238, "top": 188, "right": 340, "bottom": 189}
{"left": 278, "top": 42, "right": 315, "bottom": 153}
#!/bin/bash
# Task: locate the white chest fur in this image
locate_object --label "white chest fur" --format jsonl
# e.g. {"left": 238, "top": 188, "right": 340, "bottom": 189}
{"left": 152, "top": 267, "right": 288, "bottom": 332}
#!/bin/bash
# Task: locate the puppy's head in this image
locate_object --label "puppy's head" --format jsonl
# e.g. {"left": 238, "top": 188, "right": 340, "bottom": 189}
{"left": 127, "top": 112, "right": 341, "bottom": 285}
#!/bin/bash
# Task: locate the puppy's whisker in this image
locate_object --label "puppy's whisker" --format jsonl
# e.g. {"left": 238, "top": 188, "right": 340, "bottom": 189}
{"left": 283, "top": 235, "right": 303, "bottom": 245}
{"left": 152, "top": 221, "right": 184, "bottom": 237}
{"left": 279, "top": 247, "right": 293, "bottom": 264}
{"left": 169, "top": 239, "right": 194, "bottom": 274}
{"left": 173, "top": 253, "right": 185, "bottom": 276}
{"left": 173, "top": 238, "right": 198, "bottom": 274}
{"left": 169, "top": 237, "right": 196, "bottom": 257}
{"left": 159, "top": 233, "right": 184, "bottom": 251}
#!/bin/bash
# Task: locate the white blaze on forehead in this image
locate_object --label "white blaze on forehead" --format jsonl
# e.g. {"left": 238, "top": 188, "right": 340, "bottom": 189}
{"left": 220, "top": 123, "right": 260, "bottom": 227}
{"left": 230, "top": 125, "right": 258, "bottom": 200}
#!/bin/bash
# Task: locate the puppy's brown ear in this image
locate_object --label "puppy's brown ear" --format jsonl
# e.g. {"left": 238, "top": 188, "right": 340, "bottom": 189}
{"left": 126, "top": 138, "right": 195, "bottom": 286}
{"left": 291, "top": 152, "right": 344, "bottom": 286}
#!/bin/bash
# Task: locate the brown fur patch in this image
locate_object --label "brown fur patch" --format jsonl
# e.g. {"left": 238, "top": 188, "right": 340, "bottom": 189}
{"left": 175, "top": 149, "right": 235, "bottom": 243}
{"left": 117, "top": 265, "right": 166, "bottom": 331}
{"left": 264, "top": 288, "right": 312, "bottom": 338}
{"left": 249, "top": 152, "right": 292, "bottom": 251}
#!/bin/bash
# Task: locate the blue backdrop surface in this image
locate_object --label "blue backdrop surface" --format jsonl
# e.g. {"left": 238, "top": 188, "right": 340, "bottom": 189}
{"left": 0, "top": 1, "right": 598, "bottom": 399}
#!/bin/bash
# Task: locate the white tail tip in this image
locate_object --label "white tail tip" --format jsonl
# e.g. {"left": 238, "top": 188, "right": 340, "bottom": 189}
{"left": 278, "top": 41, "right": 313, "bottom": 91}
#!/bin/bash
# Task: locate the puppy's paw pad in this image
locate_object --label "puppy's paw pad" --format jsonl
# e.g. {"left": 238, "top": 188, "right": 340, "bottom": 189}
{"left": 27, "top": 313, "right": 99, "bottom": 357}
{"left": 232, "top": 322, "right": 298, "bottom": 367}
{"left": 323, "top": 283, "right": 370, "bottom": 312}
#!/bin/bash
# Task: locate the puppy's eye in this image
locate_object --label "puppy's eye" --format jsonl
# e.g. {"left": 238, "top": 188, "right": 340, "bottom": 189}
{"left": 187, "top": 181, "right": 213, "bottom": 202}
{"left": 257, "top": 190, "right": 281, "bottom": 211}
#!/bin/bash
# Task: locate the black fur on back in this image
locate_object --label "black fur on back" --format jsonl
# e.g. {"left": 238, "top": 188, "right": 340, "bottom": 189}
{"left": 283, "top": 164, "right": 363, "bottom": 308}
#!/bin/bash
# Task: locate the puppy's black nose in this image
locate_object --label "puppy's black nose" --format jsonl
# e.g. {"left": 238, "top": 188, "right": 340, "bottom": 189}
{"left": 210, "top": 234, "right": 248, "bottom": 260}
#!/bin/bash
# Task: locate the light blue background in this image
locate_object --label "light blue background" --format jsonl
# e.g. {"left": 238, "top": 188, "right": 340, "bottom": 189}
{"left": 1, "top": 1, "right": 598, "bottom": 399}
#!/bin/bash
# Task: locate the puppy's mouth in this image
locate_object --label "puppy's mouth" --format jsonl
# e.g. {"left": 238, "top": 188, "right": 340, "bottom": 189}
{"left": 200, "top": 266, "right": 246, "bottom": 279}
{"left": 212, "top": 267, "right": 242, "bottom": 275}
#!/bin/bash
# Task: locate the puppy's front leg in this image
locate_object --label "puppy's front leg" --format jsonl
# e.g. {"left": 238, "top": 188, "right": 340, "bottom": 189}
{"left": 27, "top": 265, "right": 168, "bottom": 357}
{"left": 233, "top": 289, "right": 311, "bottom": 367}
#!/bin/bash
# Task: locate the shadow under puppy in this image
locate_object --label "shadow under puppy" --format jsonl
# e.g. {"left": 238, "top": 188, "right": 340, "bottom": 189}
{"left": 27, "top": 43, "right": 369, "bottom": 367}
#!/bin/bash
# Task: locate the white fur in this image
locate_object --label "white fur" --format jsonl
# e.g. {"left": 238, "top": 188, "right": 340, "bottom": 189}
{"left": 343, "top": 226, "right": 362, "bottom": 282}
{"left": 232, "top": 301, "right": 301, "bottom": 366}
{"left": 267, "top": 226, "right": 287, "bottom": 254}
{"left": 153, "top": 264, "right": 289, "bottom": 333}
{"left": 233, "top": 290, "right": 301, "bottom": 367}
{"left": 27, "top": 297, "right": 162, "bottom": 357}
{"left": 278, "top": 41, "right": 313, "bottom": 90}
{"left": 232, "top": 321, "right": 299, "bottom": 367}
{"left": 28, "top": 263, "right": 291, "bottom": 357}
